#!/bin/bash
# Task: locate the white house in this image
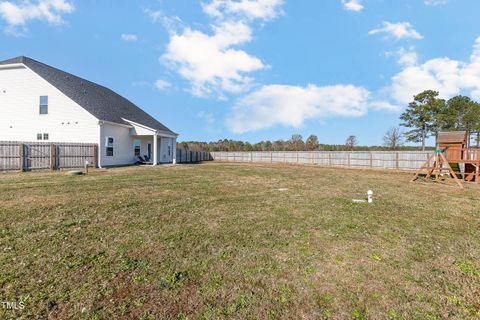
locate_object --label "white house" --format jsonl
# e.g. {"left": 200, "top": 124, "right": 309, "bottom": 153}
{"left": 0, "top": 56, "right": 178, "bottom": 167}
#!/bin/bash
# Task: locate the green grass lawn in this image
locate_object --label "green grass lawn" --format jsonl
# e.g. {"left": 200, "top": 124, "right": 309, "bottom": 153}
{"left": 0, "top": 163, "right": 479, "bottom": 319}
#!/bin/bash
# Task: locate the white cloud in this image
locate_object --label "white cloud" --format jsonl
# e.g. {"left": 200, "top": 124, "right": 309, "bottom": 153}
{"left": 161, "top": 0, "right": 283, "bottom": 98}
{"left": 369, "top": 21, "right": 423, "bottom": 40}
{"left": 424, "top": 0, "right": 448, "bottom": 5}
{"left": 121, "top": 33, "right": 137, "bottom": 42}
{"left": 226, "top": 84, "right": 374, "bottom": 133}
{"left": 154, "top": 79, "right": 172, "bottom": 91}
{"left": 388, "top": 46, "right": 418, "bottom": 67}
{"left": 145, "top": 8, "right": 182, "bottom": 33}
{"left": 341, "top": 0, "right": 364, "bottom": 12}
{"left": 386, "top": 37, "right": 480, "bottom": 105}
{"left": 0, "top": 0, "right": 74, "bottom": 33}
{"left": 203, "top": 0, "right": 284, "bottom": 21}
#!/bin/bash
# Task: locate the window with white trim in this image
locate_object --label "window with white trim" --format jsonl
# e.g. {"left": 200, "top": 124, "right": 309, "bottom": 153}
{"left": 37, "top": 133, "right": 49, "bottom": 140}
{"left": 39, "top": 96, "right": 48, "bottom": 115}
{"left": 133, "top": 139, "right": 141, "bottom": 156}
{"left": 106, "top": 137, "right": 114, "bottom": 157}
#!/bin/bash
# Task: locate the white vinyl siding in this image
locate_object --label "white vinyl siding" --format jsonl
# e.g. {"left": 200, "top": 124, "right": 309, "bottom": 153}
{"left": 0, "top": 66, "right": 99, "bottom": 143}
{"left": 160, "top": 137, "right": 174, "bottom": 163}
{"left": 99, "top": 123, "right": 137, "bottom": 166}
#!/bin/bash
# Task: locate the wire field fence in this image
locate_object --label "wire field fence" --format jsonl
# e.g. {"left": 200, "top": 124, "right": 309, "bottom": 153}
{"left": 210, "top": 151, "right": 432, "bottom": 171}
{"left": 0, "top": 142, "right": 97, "bottom": 172}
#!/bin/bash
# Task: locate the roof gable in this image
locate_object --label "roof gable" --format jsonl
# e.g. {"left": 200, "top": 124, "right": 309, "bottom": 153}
{"left": 0, "top": 56, "right": 176, "bottom": 135}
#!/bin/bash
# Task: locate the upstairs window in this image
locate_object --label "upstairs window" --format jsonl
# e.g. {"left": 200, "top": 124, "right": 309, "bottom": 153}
{"left": 133, "top": 139, "right": 141, "bottom": 156}
{"left": 106, "top": 137, "right": 114, "bottom": 157}
{"left": 43, "top": 133, "right": 49, "bottom": 140}
{"left": 37, "top": 133, "right": 43, "bottom": 140}
{"left": 39, "top": 96, "right": 48, "bottom": 115}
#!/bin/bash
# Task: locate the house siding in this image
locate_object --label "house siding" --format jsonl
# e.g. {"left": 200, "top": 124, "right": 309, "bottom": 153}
{"left": 160, "top": 137, "right": 174, "bottom": 163}
{"left": 99, "top": 123, "right": 137, "bottom": 167}
{"left": 0, "top": 66, "right": 99, "bottom": 143}
{"left": 0, "top": 63, "right": 177, "bottom": 167}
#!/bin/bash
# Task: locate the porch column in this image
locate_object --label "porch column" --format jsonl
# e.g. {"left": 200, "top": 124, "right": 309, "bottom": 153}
{"left": 153, "top": 133, "right": 158, "bottom": 166}
{"left": 172, "top": 137, "right": 177, "bottom": 164}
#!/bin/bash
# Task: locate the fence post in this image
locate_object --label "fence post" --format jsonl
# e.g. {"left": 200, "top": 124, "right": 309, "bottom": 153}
{"left": 251, "top": 152, "right": 253, "bottom": 162}
{"left": 50, "top": 143, "right": 55, "bottom": 170}
{"left": 370, "top": 152, "right": 373, "bottom": 168}
{"left": 93, "top": 145, "right": 98, "bottom": 168}
{"left": 396, "top": 152, "right": 400, "bottom": 170}
{"left": 19, "top": 143, "right": 24, "bottom": 172}
{"left": 329, "top": 152, "right": 332, "bottom": 167}
{"left": 348, "top": 152, "right": 351, "bottom": 167}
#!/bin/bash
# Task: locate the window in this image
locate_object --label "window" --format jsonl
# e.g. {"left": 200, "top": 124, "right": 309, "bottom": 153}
{"left": 39, "top": 96, "right": 48, "bottom": 115}
{"left": 168, "top": 146, "right": 171, "bottom": 156}
{"left": 133, "top": 139, "right": 141, "bottom": 156}
{"left": 37, "top": 133, "right": 49, "bottom": 140}
{"left": 106, "top": 137, "right": 114, "bottom": 157}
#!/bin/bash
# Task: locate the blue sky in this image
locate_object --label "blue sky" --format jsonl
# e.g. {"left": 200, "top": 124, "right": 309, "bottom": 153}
{"left": 1, "top": 0, "right": 480, "bottom": 145}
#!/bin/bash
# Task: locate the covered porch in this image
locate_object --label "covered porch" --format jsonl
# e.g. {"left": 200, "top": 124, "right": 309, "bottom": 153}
{"left": 126, "top": 119, "right": 178, "bottom": 165}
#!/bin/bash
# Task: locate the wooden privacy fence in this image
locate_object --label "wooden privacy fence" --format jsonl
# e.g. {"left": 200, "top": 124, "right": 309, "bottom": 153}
{"left": 0, "top": 142, "right": 97, "bottom": 172}
{"left": 210, "top": 151, "right": 432, "bottom": 171}
{"left": 176, "top": 149, "right": 212, "bottom": 163}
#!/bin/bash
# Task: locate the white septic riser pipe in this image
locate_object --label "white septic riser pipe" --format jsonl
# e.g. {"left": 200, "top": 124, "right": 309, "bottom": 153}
{"left": 367, "top": 190, "right": 373, "bottom": 203}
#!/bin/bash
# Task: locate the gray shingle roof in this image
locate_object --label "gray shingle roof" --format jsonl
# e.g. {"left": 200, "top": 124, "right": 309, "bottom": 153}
{"left": 0, "top": 56, "right": 176, "bottom": 134}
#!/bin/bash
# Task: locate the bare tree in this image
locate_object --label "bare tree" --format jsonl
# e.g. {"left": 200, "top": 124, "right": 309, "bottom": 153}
{"left": 345, "top": 135, "right": 358, "bottom": 150}
{"left": 383, "top": 127, "right": 404, "bottom": 150}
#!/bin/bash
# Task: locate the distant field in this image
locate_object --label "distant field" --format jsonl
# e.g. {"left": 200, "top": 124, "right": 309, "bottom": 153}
{"left": 0, "top": 163, "right": 479, "bottom": 319}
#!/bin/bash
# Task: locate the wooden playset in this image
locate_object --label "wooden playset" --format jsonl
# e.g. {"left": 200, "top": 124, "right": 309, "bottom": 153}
{"left": 412, "top": 131, "right": 480, "bottom": 188}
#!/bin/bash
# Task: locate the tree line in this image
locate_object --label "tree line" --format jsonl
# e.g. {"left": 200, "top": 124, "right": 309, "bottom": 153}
{"left": 179, "top": 90, "right": 480, "bottom": 152}
{"left": 179, "top": 134, "right": 432, "bottom": 152}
